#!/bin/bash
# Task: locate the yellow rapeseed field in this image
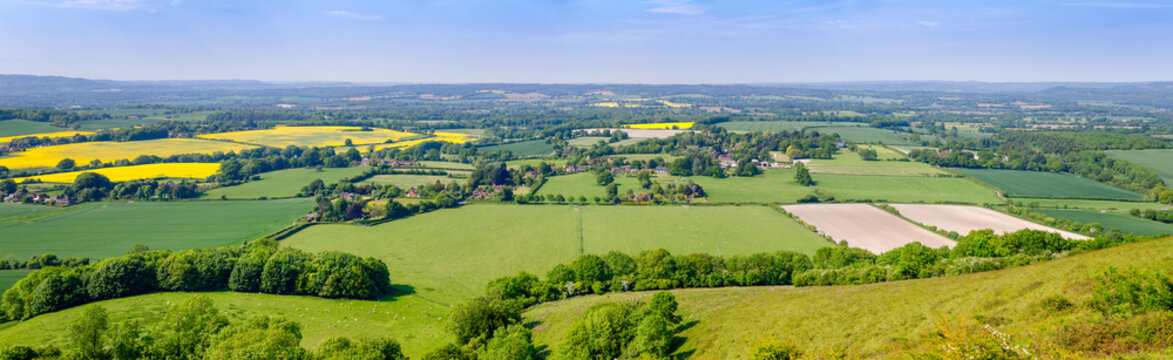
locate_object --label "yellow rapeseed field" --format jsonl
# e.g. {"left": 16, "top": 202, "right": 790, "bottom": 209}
{"left": 366, "top": 132, "right": 476, "bottom": 151}
{"left": 0, "top": 131, "right": 95, "bottom": 143}
{"left": 11, "top": 163, "right": 220, "bottom": 183}
{"left": 198, "top": 125, "right": 419, "bottom": 147}
{"left": 659, "top": 100, "right": 692, "bottom": 108}
{"left": 623, "top": 122, "right": 695, "bottom": 130}
{"left": 0, "top": 138, "right": 255, "bottom": 169}
{"left": 591, "top": 102, "right": 620, "bottom": 108}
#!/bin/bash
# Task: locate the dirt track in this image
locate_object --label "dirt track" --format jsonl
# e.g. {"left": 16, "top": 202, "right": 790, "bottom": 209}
{"left": 781, "top": 203, "right": 954, "bottom": 253}
{"left": 888, "top": 204, "right": 1090, "bottom": 240}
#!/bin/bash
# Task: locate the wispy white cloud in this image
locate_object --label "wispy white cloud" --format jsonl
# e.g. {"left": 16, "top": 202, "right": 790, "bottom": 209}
{"left": 1063, "top": 2, "right": 1172, "bottom": 8}
{"left": 326, "top": 10, "right": 384, "bottom": 21}
{"left": 645, "top": 0, "right": 706, "bottom": 16}
{"left": 916, "top": 20, "right": 941, "bottom": 27}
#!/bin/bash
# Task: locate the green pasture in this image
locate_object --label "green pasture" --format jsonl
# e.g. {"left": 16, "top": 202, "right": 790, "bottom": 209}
{"left": 281, "top": 204, "right": 827, "bottom": 304}
{"left": 814, "top": 174, "right": 1002, "bottom": 204}
{"left": 805, "top": 147, "right": 944, "bottom": 176}
{"left": 0, "top": 198, "right": 312, "bottom": 260}
{"left": 808, "top": 126, "right": 912, "bottom": 144}
{"left": 1105, "top": 149, "right": 1173, "bottom": 186}
{"left": 505, "top": 158, "right": 568, "bottom": 168}
{"left": 365, "top": 174, "right": 458, "bottom": 188}
{"left": 202, "top": 167, "right": 370, "bottom": 199}
{"left": 953, "top": 168, "right": 1145, "bottom": 200}
{"left": 416, "top": 161, "right": 474, "bottom": 170}
{"left": 718, "top": 121, "right": 863, "bottom": 132}
{"left": 0, "top": 120, "right": 64, "bottom": 138}
{"left": 477, "top": 139, "right": 555, "bottom": 156}
{"left": 1034, "top": 209, "right": 1173, "bottom": 236}
{"left": 1020, "top": 198, "right": 1164, "bottom": 211}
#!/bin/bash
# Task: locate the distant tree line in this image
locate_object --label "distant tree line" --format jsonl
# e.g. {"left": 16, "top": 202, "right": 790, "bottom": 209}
{"left": 1, "top": 240, "right": 392, "bottom": 321}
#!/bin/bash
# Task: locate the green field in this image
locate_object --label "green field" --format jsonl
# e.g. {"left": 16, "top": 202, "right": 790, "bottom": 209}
{"left": 202, "top": 167, "right": 370, "bottom": 199}
{"left": 814, "top": 174, "right": 1002, "bottom": 204}
{"left": 806, "top": 146, "right": 944, "bottom": 176}
{"left": 524, "top": 238, "right": 1173, "bottom": 359}
{"left": 0, "top": 292, "right": 449, "bottom": 357}
{"left": 537, "top": 171, "right": 816, "bottom": 204}
{"left": 282, "top": 204, "right": 828, "bottom": 304}
{"left": 0, "top": 270, "right": 31, "bottom": 300}
{"left": 505, "top": 158, "right": 568, "bottom": 168}
{"left": 416, "top": 161, "right": 474, "bottom": 170}
{"left": 1034, "top": 209, "right": 1173, "bottom": 236}
{"left": 0, "top": 203, "right": 62, "bottom": 221}
{"left": 808, "top": 126, "right": 912, "bottom": 144}
{"left": 718, "top": 121, "right": 863, "bottom": 132}
{"left": 1021, "top": 198, "right": 1166, "bottom": 211}
{"left": 0, "top": 198, "right": 312, "bottom": 260}
{"left": 953, "top": 168, "right": 1145, "bottom": 200}
{"left": 477, "top": 139, "right": 555, "bottom": 156}
{"left": 365, "top": 174, "right": 458, "bottom": 188}
{"left": 567, "top": 137, "right": 644, "bottom": 148}
{"left": 1106, "top": 149, "right": 1173, "bottom": 186}
{"left": 0, "top": 120, "right": 64, "bottom": 137}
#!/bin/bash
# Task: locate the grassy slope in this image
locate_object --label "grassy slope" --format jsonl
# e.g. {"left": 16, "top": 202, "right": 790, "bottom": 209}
{"left": 0, "top": 292, "right": 449, "bottom": 357}
{"left": 0, "top": 199, "right": 312, "bottom": 260}
{"left": 1035, "top": 209, "right": 1173, "bottom": 236}
{"left": 0, "top": 120, "right": 62, "bottom": 137}
{"left": 526, "top": 237, "right": 1173, "bottom": 359}
{"left": 954, "top": 168, "right": 1145, "bottom": 200}
{"left": 1105, "top": 149, "right": 1173, "bottom": 186}
{"left": 814, "top": 174, "right": 1002, "bottom": 204}
{"left": 202, "top": 168, "right": 370, "bottom": 199}
{"left": 281, "top": 204, "right": 827, "bottom": 304}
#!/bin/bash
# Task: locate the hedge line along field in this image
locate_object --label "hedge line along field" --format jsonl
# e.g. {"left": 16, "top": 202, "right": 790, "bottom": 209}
{"left": 953, "top": 168, "right": 1146, "bottom": 200}
{"left": 198, "top": 125, "right": 418, "bottom": 147}
{"left": 0, "top": 292, "right": 450, "bottom": 357}
{"left": 0, "top": 198, "right": 312, "bottom": 259}
{"left": 1034, "top": 209, "right": 1173, "bottom": 236}
{"left": 0, "top": 138, "right": 256, "bottom": 169}
{"left": 814, "top": 174, "right": 1002, "bottom": 204}
{"left": 0, "top": 130, "right": 94, "bottom": 143}
{"left": 10, "top": 163, "right": 220, "bottom": 183}
{"left": 477, "top": 139, "right": 555, "bottom": 156}
{"left": 201, "top": 167, "right": 370, "bottom": 199}
{"left": 717, "top": 121, "right": 864, "bottom": 132}
{"left": 0, "top": 120, "right": 65, "bottom": 138}
{"left": 1105, "top": 149, "right": 1173, "bottom": 185}
{"left": 281, "top": 204, "right": 828, "bottom": 304}
{"left": 524, "top": 238, "right": 1173, "bottom": 359}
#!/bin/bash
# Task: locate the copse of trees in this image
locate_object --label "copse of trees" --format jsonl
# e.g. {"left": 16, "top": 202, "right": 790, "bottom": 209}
{"left": 0, "top": 240, "right": 392, "bottom": 321}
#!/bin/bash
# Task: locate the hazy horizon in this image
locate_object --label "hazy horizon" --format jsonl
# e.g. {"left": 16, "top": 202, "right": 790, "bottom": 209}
{"left": 2, "top": 0, "right": 1171, "bottom": 83}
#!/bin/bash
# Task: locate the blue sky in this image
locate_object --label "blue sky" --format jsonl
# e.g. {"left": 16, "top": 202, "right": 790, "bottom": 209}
{"left": 0, "top": 0, "right": 1170, "bottom": 83}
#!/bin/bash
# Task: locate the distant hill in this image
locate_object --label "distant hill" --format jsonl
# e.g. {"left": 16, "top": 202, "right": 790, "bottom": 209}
{"left": 0, "top": 74, "right": 357, "bottom": 94}
{"left": 770, "top": 80, "right": 1129, "bottom": 93}
{"left": 525, "top": 237, "right": 1173, "bottom": 359}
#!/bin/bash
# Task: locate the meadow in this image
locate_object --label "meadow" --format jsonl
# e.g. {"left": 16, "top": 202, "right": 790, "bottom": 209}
{"left": 525, "top": 237, "right": 1173, "bottom": 359}
{"left": 0, "top": 203, "right": 59, "bottom": 221}
{"left": 365, "top": 174, "right": 458, "bottom": 188}
{"left": 814, "top": 174, "right": 1002, "bottom": 204}
{"left": 11, "top": 163, "right": 220, "bottom": 183}
{"left": 0, "top": 130, "right": 94, "bottom": 143}
{"left": 0, "top": 139, "right": 255, "bottom": 169}
{"left": 198, "top": 125, "right": 418, "bottom": 147}
{"left": 0, "top": 292, "right": 449, "bottom": 357}
{"left": 1034, "top": 209, "right": 1173, "bottom": 236}
{"left": 504, "top": 158, "right": 568, "bottom": 168}
{"left": 415, "top": 160, "right": 474, "bottom": 170}
{"left": 0, "top": 120, "right": 64, "bottom": 138}
{"left": 807, "top": 126, "right": 912, "bottom": 144}
{"left": 281, "top": 204, "right": 828, "bottom": 304}
{"left": 805, "top": 147, "right": 945, "bottom": 176}
{"left": 201, "top": 167, "right": 369, "bottom": 199}
{"left": 477, "top": 139, "right": 555, "bottom": 156}
{"left": 537, "top": 171, "right": 817, "bottom": 204}
{"left": 1023, "top": 198, "right": 1166, "bottom": 211}
{"left": 0, "top": 198, "right": 312, "bottom": 259}
{"left": 1105, "top": 149, "right": 1173, "bottom": 185}
{"left": 717, "top": 121, "right": 863, "bottom": 132}
{"left": 953, "top": 168, "right": 1146, "bottom": 200}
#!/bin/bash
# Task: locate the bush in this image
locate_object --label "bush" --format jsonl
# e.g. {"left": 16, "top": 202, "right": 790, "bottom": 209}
{"left": 1089, "top": 267, "right": 1173, "bottom": 315}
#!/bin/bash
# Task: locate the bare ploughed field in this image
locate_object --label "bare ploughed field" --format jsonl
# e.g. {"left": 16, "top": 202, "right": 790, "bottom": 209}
{"left": 888, "top": 204, "right": 1090, "bottom": 240}
{"left": 781, "top": 203, "right": 954, "bottom": 253}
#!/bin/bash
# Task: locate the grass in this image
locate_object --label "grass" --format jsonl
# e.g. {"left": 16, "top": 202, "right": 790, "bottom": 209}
{"left": 0, "top": 198, "right": 312, "bottom": 260}
{"left": 416, "top": 161, "right": 474, "bottom": 170}
{"left": 0, "top": 203, "right": 59, "bottom": 221}
{"left": 0, "top": 130, "right": 95, "bottom": 144}
{"left": 1105, "top": 149, "right": 1173, "bottom": 186}
{"left": 198, "top": 125, "right": 418, "bottom": 147}
{"left": 567, "top": 137, "right": 644, "bottom": 148}
{"left": 525, "top": 237, "right": 1173, "bottom": 359}
{"left": 953, "top": 168, "right": 1146, "bottom": 200}
{"left": 11, "top": 163, "right": 220, "bottom": 183}
{"left": 1034, "top": 209, "right": 1173, "bottom": 236}
{"left": 365, "top": 174, "right": 459, "bottom": 188}
{"left": 537, "top": 171, "right": 816, "bottom": 204}
{"left": 477, "top": 139, "right": 555, "bottom": 156}
{"left": 281, "top": 204, "right": 827, "bottom": 304}
{"left": 202, "top": 167, "right": 369, "bottom": 199}
{"left": 807, "top": 126, "right": 912, "bottom": 144}
{"left": 1019, "top": 198, "right": 1166, "bottom": 211}
{"left": 806, "top": 147, "right": 944, "bottom": 176}
{"left": 0, "top": 270, "right": 31, "bottom": 300}
{"left": 0, "top": 139, "right": 256, "bottom": 170}
{"left": 717, "top": 121, "right": 863, "bottom": 132}
{"left": 814, "top": 174, "right": 1002, "bottom": 204}
{"left": 0, "top": 292, "right": 449, "bottom": 357}
{"left": 0, "top": 120, "right": 65, "bottom": 138}
{"left": 505, "top": 159, "right": 568, "bottom": 168}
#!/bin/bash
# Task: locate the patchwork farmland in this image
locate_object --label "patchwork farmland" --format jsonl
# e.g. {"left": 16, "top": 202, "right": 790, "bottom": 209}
{"left": 888, "top": 204, "right": 1089, "bottom": 239}
{"left": 197, "top": 125, "right": 418, "bottom": 147}
{"left": 11, "top": 162, "right": 220, "bottom": 183}
{"left": 0, "top": 138, "right": 255, "bottom": 169}
{"left": 781, "top": 203, "right": 954, "bottom": 253}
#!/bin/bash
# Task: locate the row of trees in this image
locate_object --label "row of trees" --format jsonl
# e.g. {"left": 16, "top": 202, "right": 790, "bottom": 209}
{"left": 1, "top": 241, "right": 392, "bottom": 321}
